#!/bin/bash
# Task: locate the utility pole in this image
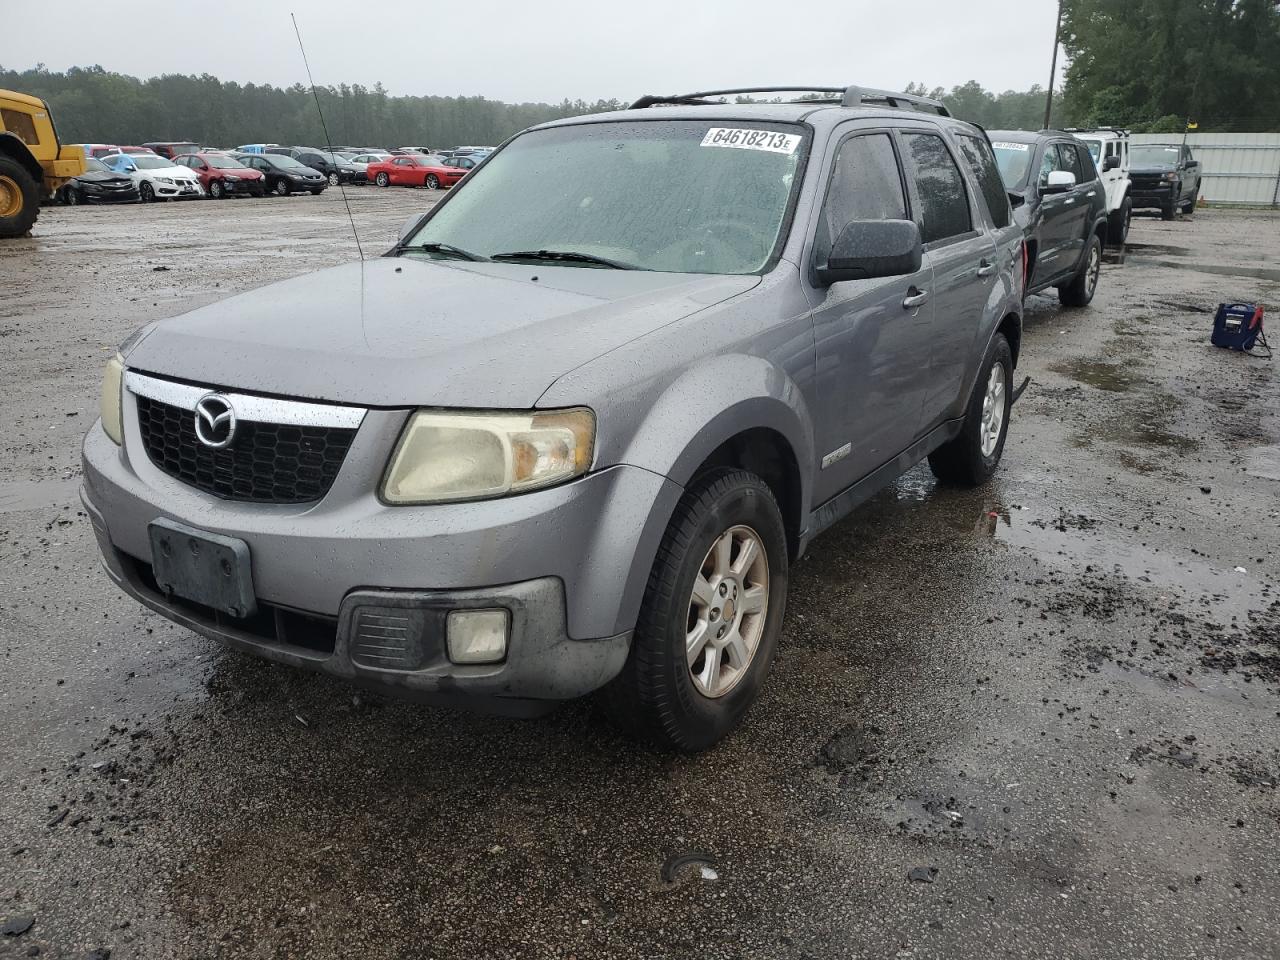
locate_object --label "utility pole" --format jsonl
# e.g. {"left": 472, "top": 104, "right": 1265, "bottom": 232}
{"left": 1044, "top": 0, "right": 1064, "bottom": 129}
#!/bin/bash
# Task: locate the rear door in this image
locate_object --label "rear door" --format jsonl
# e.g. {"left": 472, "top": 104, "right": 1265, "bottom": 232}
{"left": 898, "top": 128, "right": 998, "bottom": 428}
{"left": 806, "top": 127, "right": 935, "bottom": 502}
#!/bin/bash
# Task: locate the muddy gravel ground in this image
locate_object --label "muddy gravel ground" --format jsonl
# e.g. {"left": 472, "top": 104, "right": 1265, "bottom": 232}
{"left": 1, "top": 191, "right": 1279, "bottom": 960}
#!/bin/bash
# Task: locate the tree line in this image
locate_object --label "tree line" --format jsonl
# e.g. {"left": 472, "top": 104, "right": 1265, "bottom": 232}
{"left": 4, "top": 2, "right": 1278, "bottom": 147}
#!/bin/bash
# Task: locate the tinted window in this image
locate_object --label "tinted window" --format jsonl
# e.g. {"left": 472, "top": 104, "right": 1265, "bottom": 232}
{"left": 1037, "top": 144, "right": 1063, "bottom": 184}
{"left": 1073, "top": 144, "right": 1097, "bottom": 181}
{"left": 955, "top": 134, "right": 1011, "bottom": 228}
{"left": 901, "top": 132, "right": 971, "bottom": 244}
{"left": 816, "top": 133, "right": 906, "bottom": 262}
{"left": 1056, "top": 143, "right": 1083, "bottom": 182}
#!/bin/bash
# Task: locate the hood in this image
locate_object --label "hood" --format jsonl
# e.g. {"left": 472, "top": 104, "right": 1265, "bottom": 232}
{"left": 124, "top": 257, "right": 759, "bottom": 407}
{"left": 1130, "top": 163, "right": 1177, "bottom": 174}
{"left": 136, "top": 164, "right": 196, "bottom": 179}
{"left": 76, "top": 170, "right": 132, "bottom": 185}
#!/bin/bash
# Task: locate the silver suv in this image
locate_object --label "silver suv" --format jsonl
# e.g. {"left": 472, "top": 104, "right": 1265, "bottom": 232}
{"left": 83, "top": 85, "right": 1024, "bottom": 751}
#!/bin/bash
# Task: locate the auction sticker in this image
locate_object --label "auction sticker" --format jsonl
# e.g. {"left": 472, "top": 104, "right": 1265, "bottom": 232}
{"left": 701, "top": 128, "right": 802, "bottom": 154}
{"left": 991, "top": 141, "right": 1030, "bottom": 151}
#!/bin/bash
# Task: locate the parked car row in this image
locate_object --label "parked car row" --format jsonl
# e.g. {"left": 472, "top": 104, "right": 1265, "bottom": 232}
{"left": 57, "top": 141, "right": 494, "bottom": 204}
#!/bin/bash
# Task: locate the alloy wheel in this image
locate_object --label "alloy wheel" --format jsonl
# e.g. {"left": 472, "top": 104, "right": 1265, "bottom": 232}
{"left": 1086, "top": 242, "right": 1101, "bottom": 297}
{"left": 685, "top": 525, "right": 770, "bottom": 699}
{"left": 980, "top": 363, "right": 1006, "bottom": 458}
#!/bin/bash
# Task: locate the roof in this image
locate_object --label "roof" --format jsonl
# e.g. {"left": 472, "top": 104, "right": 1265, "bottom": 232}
{"left": 988, "top": 129, "right": 1081, "bottom": 143}
{"left": 0, "top": 89, "right": 47, "bottom": 110}
{"left": 535, "top": 101, "right": 975, "bottom": 135}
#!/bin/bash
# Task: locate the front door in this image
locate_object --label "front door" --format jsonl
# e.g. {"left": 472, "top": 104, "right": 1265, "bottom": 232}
{"left": 806, "top": 128, "right": 935, "bottom": 504}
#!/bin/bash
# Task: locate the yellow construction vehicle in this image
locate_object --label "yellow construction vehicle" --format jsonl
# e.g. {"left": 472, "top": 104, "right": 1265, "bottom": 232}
{"left": 0, "top": 89, "right": 86, "bottom": 238}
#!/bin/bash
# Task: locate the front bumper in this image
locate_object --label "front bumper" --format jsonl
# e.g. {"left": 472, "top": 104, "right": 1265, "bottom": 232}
{"left": 218, "top": 178, "right": 262, "bottom": 195}
{"left": 82, "top": 185, "right": 140, "bottom": 204}
{"left": 1130, "top": 184, "right": 1176, "bottom": 209}
{"left": 152, "top": 180, "right": 203, "bottom": 199}
{"left": 82, "top": 402, "right": 680, "bottom": 706}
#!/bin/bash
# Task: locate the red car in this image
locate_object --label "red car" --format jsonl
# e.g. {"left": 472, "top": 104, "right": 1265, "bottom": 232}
{"left": 367, "top": 154, "right": 465, "bottom": 191}
{"left": 172, "top": 152, "right": 266, "bottom": 199}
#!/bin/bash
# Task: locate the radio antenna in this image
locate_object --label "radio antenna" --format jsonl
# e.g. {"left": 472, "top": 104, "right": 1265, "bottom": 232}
{"left": 291, "top": 13, "right": 364, "bottom": 260}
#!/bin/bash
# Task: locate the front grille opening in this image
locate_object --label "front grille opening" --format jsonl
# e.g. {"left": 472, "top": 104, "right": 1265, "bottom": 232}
{"left": 135, "top": 394, "right": 356, "bottom": 504}
{"left": 128, "top": 555, "right": 337, "bottom": 656}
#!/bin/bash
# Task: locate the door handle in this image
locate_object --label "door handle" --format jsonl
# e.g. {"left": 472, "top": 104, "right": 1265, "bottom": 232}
{"left": 977, "top": 260, "right": 997, "bottom": 277}
{"left": 902, "top": 287, "right": 929, "bottom": 309}
{"left": 1064, "top": 198, "right": 1076, "bottom": 205}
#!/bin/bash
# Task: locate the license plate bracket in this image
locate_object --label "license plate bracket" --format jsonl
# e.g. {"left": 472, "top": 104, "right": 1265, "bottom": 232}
{"left": 148, "top": 518, "right": 257, "bottom": 619}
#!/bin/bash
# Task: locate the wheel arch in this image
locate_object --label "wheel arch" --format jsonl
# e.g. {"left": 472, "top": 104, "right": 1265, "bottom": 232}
{"left": 0, "top": 133, "right": 43, "bottom": 185}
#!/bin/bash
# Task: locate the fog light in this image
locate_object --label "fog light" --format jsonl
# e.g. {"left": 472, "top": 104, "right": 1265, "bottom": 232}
{"left": 446, "top": 609, "right": 509, "bottom": 664}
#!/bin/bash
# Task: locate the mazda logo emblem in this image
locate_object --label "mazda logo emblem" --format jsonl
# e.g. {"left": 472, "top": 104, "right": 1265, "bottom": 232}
{"left": 194, "top": 394, "right": 237, "bottom": 449}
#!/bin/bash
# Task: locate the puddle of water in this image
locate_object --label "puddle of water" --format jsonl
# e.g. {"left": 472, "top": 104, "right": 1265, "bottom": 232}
{"left": 0, "top": 477, "right": 81, "bottom": 514}
{"left": 1123, "top": 242, "right": 1196, "bottom": 258}
{"left": 1133, "top": 259, "right": 1280, "bottom": 284}
{"left": 1050, "top": 358, "right": 1145, "bottom": 393}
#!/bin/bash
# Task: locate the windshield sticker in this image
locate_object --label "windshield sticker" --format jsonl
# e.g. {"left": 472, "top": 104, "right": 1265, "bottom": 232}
{"left": 991, "top": 141, "right": 1031, "bottom": 152}
{"left": 701, "top": 128, "right": 801, "bottom": 154}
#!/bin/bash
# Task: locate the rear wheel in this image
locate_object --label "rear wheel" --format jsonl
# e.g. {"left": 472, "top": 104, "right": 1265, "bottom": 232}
{"left": 1107, "top": 196, "right": 1131, "bottom": 245}
{"left": 0, "top": 158, "right": 39, "bottom": 238}
{"left": 1058, "top": 233, "right": 1102, "bottom": 308}
{"left": 375, "top": 172, "right": 390, "bottom": 187}
{"left": 928, "top": 333, "right": 1013, "bottom": 486}
{"left": 600, "top": 468, "right": 788, "bottom": 752}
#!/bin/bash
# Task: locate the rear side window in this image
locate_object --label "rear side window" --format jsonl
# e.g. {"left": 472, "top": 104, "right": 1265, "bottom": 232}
{"left": 816, "top": 133, "right": 908, "bottom": 261}
{"left": 1056, "top": 143, "right": 1083, "bottom": 182}
{"left": 955, "top": 134, "right": 1011, "bottom": 228}
{"left": 901, "top": 132, "right": 972, "bottom": 244}
{"left": 1073, "top": 144, "right": 1097, "bottom": 181}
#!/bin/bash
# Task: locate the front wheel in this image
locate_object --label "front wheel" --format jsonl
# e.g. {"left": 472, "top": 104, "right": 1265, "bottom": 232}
{"left": 327, "top": 172, "right": 339, "bottom": 186}
{"left": 375, "top": 172, "right": 390, "bottom": 187}
{"left": 1161, "top": 198, "right": 1176, "bottom": 221}
{"left": 0, "top": 157, "right": 40, "bottom": 237}
{"left": 1058, "top": 233, "right": 1102, "bottom": 308}
{"left": 1182, "top": 187, "right": 1199, "bottom": 214}
{"left": 928, "top": 333, "right": 1013, "bottom": 486}
{"left": 600, "top": 468, "right": 789, "bottom": 752}
{"left": 1107, "top": 197, "right": 1131, "bottom": 246}
{"left": 274, "top": 179, "right": 290, "bottom": 196}
{"left": 209, "top": 180, "right": 224, "bottom": 199}
{"left": 65, "top": 186, "right": 83, "bottom": 206}
{"left": 424, "top": 174, "right": 439, "bottom": 190}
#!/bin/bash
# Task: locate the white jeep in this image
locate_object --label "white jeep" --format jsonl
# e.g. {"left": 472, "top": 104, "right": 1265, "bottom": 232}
{"left": 1070, "top": 128, "right": 1132, "bottom": 246}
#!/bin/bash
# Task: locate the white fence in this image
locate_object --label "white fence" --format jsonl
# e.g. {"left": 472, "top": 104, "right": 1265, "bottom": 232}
{"left": 1130, "top": 132, "right": 1280, "bottom": 207}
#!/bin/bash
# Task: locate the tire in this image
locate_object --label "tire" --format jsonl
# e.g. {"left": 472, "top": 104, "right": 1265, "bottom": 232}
{"left": 425, "top": 174, "right": 439, "bottom": 190}
{"left": 327, "top": 172, "right": 339, "bottom": 186}
{"left": 1058, "top": 232, "right": 1102, "bottom": 308}
{"left": 1106, "top": 196, "right": 1131, "bottom": 246}
{"left": 1161, "top": 198, "right": 1176, "bottom": 221}
{"left": 274, "top": 179, "right": 290, "bottom": 197}
{"left": 139, "top": 181, "right": 155, "bottom": 203}
{"left": 65, "top": 186, "right": 83, "bottom": 206}
{"left": 375, "top": 172, "right": 390, "bottom": 187}
{"left": 600, "top": 468, "right": 789, "bottom": 752}
{"left": 928, "top": 333, "right": 1013, "bottom": 487}
{"left": 209, "top": 179, "right": 224, "bottom": 199}
{"left": 310, "top": 188, "right": 323, "bottom": 195}
{"left": 1182, "top": 187, "right": 1199, "bottom": 214}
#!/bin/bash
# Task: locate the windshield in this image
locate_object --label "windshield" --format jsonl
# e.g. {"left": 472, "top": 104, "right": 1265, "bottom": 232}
{"left": 85, "top": 158, "right": 108, "bottom": 173}
{"left": 271, "top": 155, "right": 310, "bottom": 170}
{"left": 405, "top": 120, "right": 806, "bottom": 275}
{"left": 1131, "top": 145, "right": 1180, "bottom": 166}
{"left": 1081, "top": 139, "right": 1102, "bottom": 162}
{"left": 133, "top": 155, "right": 175, "bottom": 170}
{"left": 990, "top": 140, "right": 1035, "bottom": 188}
{"left": 207, "top": 155, "right": 245, "bottom": 169}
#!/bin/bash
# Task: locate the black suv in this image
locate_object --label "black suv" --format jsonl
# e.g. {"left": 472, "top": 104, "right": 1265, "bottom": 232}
{"left": 1129, "top": 142, "right": 1201, "bottom": 220}
{"left": 990, "top": 130, "right": 1108, "bottom": 306}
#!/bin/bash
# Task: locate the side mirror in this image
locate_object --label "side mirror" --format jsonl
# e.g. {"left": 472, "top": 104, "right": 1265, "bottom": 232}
{"left": 1185, "top": 159, "right": 1199, "bottom": 169}
{"left": 1103, "top": 155, "right": 1120, "bottom": 171}
{"left": 1042, "top": 170, "right": 1076, "bottom": 193}
{"left": 815, "top": 219, "right": 922, "bottom": 286}
{"left": 397, "top": 215, "right": 422, "bottom": 243}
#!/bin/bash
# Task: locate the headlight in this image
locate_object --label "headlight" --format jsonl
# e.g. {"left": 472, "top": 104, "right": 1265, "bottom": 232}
{"left": 157, "top": 177, "right": 174, "bottom": 184}
{"left": 1162, "top": 172, "right": 1178, "bottom": 181}
{"left": 382, "top": 408, "right": 595, "bottom": 504}
{"left": 101, "top": 355, "right": 124, "bottom": 445}
{"left": 225, "top": 175, "right": 240, "bottom": 182}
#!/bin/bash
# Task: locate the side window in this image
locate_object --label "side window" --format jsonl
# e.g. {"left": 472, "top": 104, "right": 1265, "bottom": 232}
{"left": 1056, "top": 143, "right": 1083, "bottom": 182}
{"left": 2, "top": 109, "right": 41, "bottom": 145}
{"left": 1037, "top": 145, "right": 1063, "bottom": 184}
{"left": 815, "top": 132, "right": 907, "bottom": 263}
{"left": 1074, "top": 144, "right": 1097, "bottom": 182}
{"left": 901, "top": 131, "right": 972, "bottom": 244}
{"left": 955, "top": 134, "right": 1011, "bottom": 229}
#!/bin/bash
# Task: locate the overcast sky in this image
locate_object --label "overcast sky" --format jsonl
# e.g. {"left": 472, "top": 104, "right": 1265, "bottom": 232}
{"left": 2, "top": 0, "right": 1063, "bottom": 104}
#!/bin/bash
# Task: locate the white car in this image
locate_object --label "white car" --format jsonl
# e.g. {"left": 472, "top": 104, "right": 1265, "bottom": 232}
{"left": 107, "top": 153, "right": 204, "bottom": 202}
{"left": 1070, "top": 127, "right": 1133, "bottom": 246}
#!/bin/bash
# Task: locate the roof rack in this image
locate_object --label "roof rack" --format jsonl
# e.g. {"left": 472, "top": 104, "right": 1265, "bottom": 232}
{"left": 628, "top": 85, "right": 950, "bottom": 117}
{"left": 1062, "top": 126, "right": 1130, "bottom": 137}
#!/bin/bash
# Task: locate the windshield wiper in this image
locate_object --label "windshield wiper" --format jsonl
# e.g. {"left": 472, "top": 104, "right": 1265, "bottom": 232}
{"left": 406, "top": 241, "right": 489, "bottom": 262}
{"left": 489, "top": 249, "right": 638, "bottom": 270}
